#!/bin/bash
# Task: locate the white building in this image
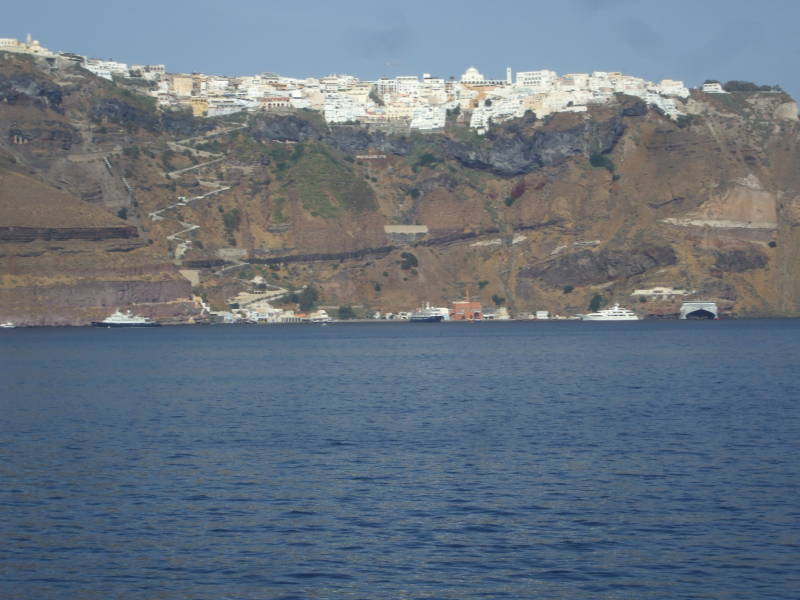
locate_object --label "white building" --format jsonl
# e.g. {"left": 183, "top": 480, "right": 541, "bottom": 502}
{"left": 206, "top": 97, "right": 258, "bottom": 117}
{"left": 461, "top": 66, "right": 485, "bottom": 84}
{"left": 558, "top": 73, "right": 590, "bottom": 91}
{"left": 631, "top": 287, "right": 690, "bottom": 299}
{"left": 320, "top": 74, "right": 358, "bottom": 93}
{"left": 130, "top": 64, "right": 165, "bottom": 81}
{"left": 657, "top": 79, "right": 689, "bottom": 98}
{"left": 702, "top": 81, "right": 727, "bottom": 93}
{"left": 515, "top": 70, "right": 557, "bottom": 92}
{"left": 324, "top": 92, "right": 366, "bottom": 123}
{"left": 395, "top": 75, "right": 421, "bottom": 96}
{"left": 421, "top": 74, "right": 448, "bottom": 104}
{"left": 288, "top": 89, "right": 312, "bottom": 109}
{"left": 410, "top": 104, "right": 447, "bottom": 130}
{"left": 0, "top": 34, "right": 54, "bottom": 57}
{"left": 84, "top": 58, "right": 129, "bottom": 80}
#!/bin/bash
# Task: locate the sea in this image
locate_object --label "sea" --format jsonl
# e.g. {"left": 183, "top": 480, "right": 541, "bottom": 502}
{"left": 2, "top": 320, "right": 799, "bottom": 600}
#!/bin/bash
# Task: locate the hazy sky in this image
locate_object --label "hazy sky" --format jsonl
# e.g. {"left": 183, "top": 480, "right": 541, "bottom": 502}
{"left": 6, "top": 0, "right": 800, "bottom": 98}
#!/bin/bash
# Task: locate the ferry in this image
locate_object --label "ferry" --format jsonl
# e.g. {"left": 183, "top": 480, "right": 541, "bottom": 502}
{"left": 410, "top": 303, "right": 450, "bottom": 322}
{"left": 91, "top": 309, "right": 161, "bottom": 327}
{"left": 580, "top": 304, "right": 640, "bottom": 321}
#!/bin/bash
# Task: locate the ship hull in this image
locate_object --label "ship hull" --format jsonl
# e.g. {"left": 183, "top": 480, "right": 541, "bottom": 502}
{"left": 580, "top": 315, "right": 639, "bottom": 321}
{"left": 91, "top": 321, "right": 161, "bottom": 327}
{"left": 409, "top": 315, "right": 444, "bottom": 322}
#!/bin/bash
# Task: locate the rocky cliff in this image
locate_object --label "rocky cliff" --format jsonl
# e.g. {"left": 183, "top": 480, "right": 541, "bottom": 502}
{"left": 0, "top": 168, "right": 197, "bottom": 325}
{"left": 2, "top": 51, "right": 800, "bottom": 323}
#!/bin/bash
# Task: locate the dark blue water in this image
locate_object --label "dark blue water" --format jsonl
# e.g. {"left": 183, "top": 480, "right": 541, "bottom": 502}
{"left": 2, "top": 321, "right": 799, "bottom": 599}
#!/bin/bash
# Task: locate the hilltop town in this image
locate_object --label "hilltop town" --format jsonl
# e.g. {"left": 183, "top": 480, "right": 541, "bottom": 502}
{"left": 1, "top": 33, "right": 716, "bottom": 132}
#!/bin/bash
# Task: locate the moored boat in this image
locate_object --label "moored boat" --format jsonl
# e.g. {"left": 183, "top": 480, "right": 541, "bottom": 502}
{"left": 91, "top": 309, "right": 161, "bottom": 327}
{"left": 580, "top": 304, "right": 640, "bottom": 321}
{"left": 0, "top": 321, "right": 16, "bottom": 329}
{"left": 410, "top": 302, "right": 449, "bottom": 322}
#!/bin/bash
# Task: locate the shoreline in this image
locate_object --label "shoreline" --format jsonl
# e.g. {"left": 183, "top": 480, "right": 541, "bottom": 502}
{"left": 3, "top": 315, "right": 796, "bottom": 328}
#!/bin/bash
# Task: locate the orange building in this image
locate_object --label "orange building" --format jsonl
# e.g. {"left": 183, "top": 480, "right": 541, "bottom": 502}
{"left": 451, "top": 300, "right": 482, "bottom": 320}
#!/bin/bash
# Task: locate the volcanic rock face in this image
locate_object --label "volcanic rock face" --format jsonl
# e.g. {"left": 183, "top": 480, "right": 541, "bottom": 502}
{"left": 0, "top": 170, "right": 197, "bottom": 325}
{"left": 0, "top": 226, "right": 139, "bottom": 242}
{"left": 3, "top": 51, "right": 800, "bottom": 321}
{"left": 250, "top": 110, "right": 626, "bottom": 177}
{"left": 442, "top": 114, "right": 625, "bottom": 176}
{"left": 521, "top": 245, "right": 678, "bottom": 288}
{"left": 713, "top": 248, "right": 768, "bottom": 273}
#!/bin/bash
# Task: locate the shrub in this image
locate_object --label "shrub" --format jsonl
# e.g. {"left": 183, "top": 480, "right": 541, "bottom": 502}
{"left": 563, "top": 285, "right": 574, "bottom": 294}
{"left": 590, "top": 153, "right": 615, "bottom": 174}
{"left": 676, "top": 114, "right": 697, "bottom": 129}
{"left": 478, "top": 280, "right": 489, "bottom": 289}
{"left": 117, "top": 207, "right": 128, "bottom": 219}
{"left": 223, "top": 208, "right": 241, "bottom": 234}
{"left": 338, "top": 305, "right": 356, "bottom": 320}
{"left": 161, "top": 148, "right": 175, "bottom": 171}
{"left": 123, "top": 145, "right": 140, "bottom": 159}
{"left": 491, "top": 294, "right": 505, "bottom": 306}
{"left": 722, "top": 80, "right": 782, "bottom": 92}
{"left": 400, "top": 252, "right": 418, "bottom": 270}
{"left": 237, "top": 265, "right": 254, "bottom": 280}
{"left": 368, "top": 86, "right": 384, "bottom": 106}
{"left": 298, "top": 285, "right": 319, "bottom": 312}
{"left": 589, "top": 294, "right": 605, "bottom": 312}
{"left": 413, "top": 153, "right": 440, "bottom": 170}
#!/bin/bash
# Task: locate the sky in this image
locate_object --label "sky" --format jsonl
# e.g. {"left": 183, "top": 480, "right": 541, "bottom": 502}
{"left": 6, "top": 0, "right": 800, "bottom": 99}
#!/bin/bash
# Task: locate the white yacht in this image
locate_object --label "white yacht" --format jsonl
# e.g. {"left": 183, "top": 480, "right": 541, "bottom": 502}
{"left": 308, "top": 310, "right": 333, "bottom": 323}
{"left": 0, "top": 321, "right": 16, "bottom": 329}
{"left": 580, "top": 304, "right": 640, "bottom": 321}
{"left": 91, "top": 309, "right": 161, "bottom": 327}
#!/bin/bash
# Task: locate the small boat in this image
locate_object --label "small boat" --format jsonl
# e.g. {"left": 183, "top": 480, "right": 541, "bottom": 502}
{"left": 580, "top": 304, "right": 640, "bottom": 321}
{"left": 0, "top": 321, "right": 16, "bottom": 329}
{"left": 91, "top": 309, "right": 161, "bottom": 327}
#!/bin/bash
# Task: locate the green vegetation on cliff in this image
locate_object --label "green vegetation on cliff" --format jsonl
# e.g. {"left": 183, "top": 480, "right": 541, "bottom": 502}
{"left": 284, "top": 144, "right": 376, "bottom": 217}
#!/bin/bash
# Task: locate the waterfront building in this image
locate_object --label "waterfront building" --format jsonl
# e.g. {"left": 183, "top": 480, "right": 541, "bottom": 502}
{"left": 451, "top": 300, "right": 482, "bottom": 320}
